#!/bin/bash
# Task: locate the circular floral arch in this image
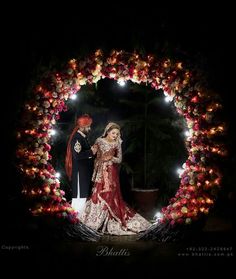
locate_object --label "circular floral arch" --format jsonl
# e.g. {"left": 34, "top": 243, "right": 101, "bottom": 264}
{"left": 16, "top": 49, "right": 226, "bottom": 231}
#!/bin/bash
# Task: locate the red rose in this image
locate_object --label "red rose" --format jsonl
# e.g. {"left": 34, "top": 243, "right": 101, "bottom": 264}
{"left": 44, "top": 143, "right": 51, "bottom": 151}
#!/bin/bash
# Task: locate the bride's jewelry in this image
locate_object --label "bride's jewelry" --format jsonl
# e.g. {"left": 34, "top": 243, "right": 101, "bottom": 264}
{"left": 105, "top": 136, "right": 115, "bottom": 143}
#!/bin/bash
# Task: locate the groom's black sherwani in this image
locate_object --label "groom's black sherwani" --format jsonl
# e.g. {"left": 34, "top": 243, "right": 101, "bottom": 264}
{"left": 71, "top": 131, "right": 94, "bottom": 198}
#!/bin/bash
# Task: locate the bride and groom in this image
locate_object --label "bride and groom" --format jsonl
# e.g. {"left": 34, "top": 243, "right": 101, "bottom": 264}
{"left": 65, "top": 114, "right": 151, "bottom": 235}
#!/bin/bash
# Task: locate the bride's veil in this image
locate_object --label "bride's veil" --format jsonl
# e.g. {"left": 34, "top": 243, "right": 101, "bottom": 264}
{"left": 101, "top": 122, "right": 123, "bottom": 143}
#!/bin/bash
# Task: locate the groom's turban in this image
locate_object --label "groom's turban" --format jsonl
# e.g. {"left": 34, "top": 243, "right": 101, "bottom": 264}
{"left": 77, "top": 114, "right": 93, "bottom": 127}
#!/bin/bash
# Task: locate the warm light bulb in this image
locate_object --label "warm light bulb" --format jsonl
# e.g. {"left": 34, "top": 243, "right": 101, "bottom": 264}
{"left": 177, "top": 62, "right": 182, "bottom": 69}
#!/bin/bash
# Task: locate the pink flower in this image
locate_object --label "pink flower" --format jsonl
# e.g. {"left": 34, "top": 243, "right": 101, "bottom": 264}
{"left": 43, "top": 143, "right": 51, "bottom": 151}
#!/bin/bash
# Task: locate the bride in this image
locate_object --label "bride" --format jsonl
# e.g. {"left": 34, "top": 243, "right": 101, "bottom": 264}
{"left": 80, "top": 122, "right": 151, "bottom": 235}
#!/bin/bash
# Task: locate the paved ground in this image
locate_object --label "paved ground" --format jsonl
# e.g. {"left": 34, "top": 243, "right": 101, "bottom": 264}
{"left": 1, "top": 196, "right": 235, "bottom": 275}
{"left": 1, "top": 213, "right": 235, "bottom": 275}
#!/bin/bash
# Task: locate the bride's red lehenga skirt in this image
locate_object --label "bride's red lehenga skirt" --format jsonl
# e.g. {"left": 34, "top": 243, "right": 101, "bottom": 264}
{"left": 80, "top": 164, "right": 151, "bottom": 235}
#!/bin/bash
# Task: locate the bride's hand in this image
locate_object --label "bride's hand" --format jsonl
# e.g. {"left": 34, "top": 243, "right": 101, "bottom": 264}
{"left": 91, "top": 145, "right": 98, "bottom": 155}
{"left": 102, "top": 155, "right": 113, "bottom": 161}
{"left": 102, "top": 151, "right": 114, "bottom": 161}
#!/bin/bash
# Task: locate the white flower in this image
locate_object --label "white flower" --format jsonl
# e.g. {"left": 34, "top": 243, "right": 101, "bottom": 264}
{"left": 52, "top": 92, "right": 58, "bottom": 98}
{"left": 43, "top": 101, "right": 50, "bottom": 108}
{"left": 40, "top": 159, "right": 47, "bottom": 164}
{"left": 109, "top": 73, "right": 116, "bottom": 78}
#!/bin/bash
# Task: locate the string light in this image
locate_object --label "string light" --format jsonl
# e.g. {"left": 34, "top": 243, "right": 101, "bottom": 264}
{"left": 177, "top": 167, "right": 184, "bottom": 177}
{"left": 69, "top": 94, "right": 77, "bottom": 100}
{"left": 49, "top": 129, "right": 57, "bottom": 136}
{"left": 117, "top": 79, "right": 126, "bottom": 86}
{"left": 164, "top": 96, "right": 173, "bottom": 102}
{"left": 163, "top": 91, "right": 173, "bottom": 102}
{"left": 55, "top": 172, "right": 61, "bottom": 178}
{"left": 184, "top": 130, "right": 192, "bottom": 137}
{"left": 154, "top": 211, "right": 163, "bottom": 222}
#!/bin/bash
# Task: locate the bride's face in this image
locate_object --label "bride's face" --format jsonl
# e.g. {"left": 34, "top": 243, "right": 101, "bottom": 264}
{"left": 107, "top": 128, "right": 120, "bottom": 141}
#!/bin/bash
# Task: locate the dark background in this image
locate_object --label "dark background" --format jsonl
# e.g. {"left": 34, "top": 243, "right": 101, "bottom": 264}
{"left": 2, "top": 2, "right": 235, "bottom": 275}
{"left": 4, "top": 3, "right": 236, "bottom": 154}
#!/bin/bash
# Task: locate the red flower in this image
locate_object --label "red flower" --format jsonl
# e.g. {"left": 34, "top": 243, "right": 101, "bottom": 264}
{"left": 197, "top": 173, "right": 205, "bottom": 182}
{"left": 176, "top": 218, "right": 184, "bottom": 224}
{"left": 180, "top": 198, "right": 187, "bottom": 205}
{"left": 191, "top": 96, "right": 199, "bottom": 103}
{"left": 193, "top": 123, "right": 200, "bottom": 131}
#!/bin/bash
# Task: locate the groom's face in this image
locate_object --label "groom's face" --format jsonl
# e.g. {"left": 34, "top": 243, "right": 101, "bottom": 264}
{"left": 81, "top": 125, "right": 91, "bottom": 135}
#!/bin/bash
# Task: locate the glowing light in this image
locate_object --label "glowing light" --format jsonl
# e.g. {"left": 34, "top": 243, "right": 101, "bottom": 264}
{"left": 177, "top": 62, "right": 183, "bottom": 69}
{"left": 177, "top": 167, "right": 184, "bottom": 177}
{"left": 55, "top": 172, "right": 61, "bottom": 178}
{"left": 206, "top": 198, "right": 213, "bottom": 204}
{"left": 214, "top": 178, "right": 220, "bottom": 185}
{"left": 164, "top": 96, "right": 173, "bottom": 103}
{"left": 49, "top": 129, "right": 57, "bottom": 136}
{"left": 163, "top": 91, "right": 168, "bottom": 96}
{"left": 154, "top": 211, "right": 163, "bottom": 222}
{"left": 117, "top": 79, "right": 126, "bottom": 86}
{"left": 184, "top": 130, "right": 192, "bottom": 137}
{"left": 69, "top": 94, "right": 77, "bottom": 100}
{"left": 163, "top": 91, "right": 173, "bottom": 102}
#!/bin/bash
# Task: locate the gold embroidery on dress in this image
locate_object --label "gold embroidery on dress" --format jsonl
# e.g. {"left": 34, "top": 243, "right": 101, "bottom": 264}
{"left": 92, "top": 137, "right": 121, "bottom": 183}
{"left": 80, "top": 194, "right": 151, "bottom": 235}
{"left": 79, "top": 136, "right": 152, "bottom": 235}
{"left": 74, "top": 140, "right": 82, "bottom": 153}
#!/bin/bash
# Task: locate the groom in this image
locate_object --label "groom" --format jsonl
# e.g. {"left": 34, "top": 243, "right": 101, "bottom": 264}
{"left": 65, "top": 114, "right": 96, "bottom": 216}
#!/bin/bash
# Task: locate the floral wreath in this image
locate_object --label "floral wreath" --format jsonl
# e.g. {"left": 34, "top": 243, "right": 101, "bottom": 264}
{"left": 16, "top": 49, "right": 227, "bottom": 227}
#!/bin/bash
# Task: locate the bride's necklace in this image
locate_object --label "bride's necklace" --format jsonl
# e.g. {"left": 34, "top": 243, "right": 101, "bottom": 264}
{"left": 105, "top": 137, "right": 115, "bottom": 143}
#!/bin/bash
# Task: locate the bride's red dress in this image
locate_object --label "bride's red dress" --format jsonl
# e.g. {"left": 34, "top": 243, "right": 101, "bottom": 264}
{"left": 80, "top": 137, "right": 151, "bottom": 235}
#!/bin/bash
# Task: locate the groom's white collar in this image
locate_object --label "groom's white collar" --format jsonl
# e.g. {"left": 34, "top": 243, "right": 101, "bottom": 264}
{"left": 77, "top": 130, "right": 86, "bottom": 138}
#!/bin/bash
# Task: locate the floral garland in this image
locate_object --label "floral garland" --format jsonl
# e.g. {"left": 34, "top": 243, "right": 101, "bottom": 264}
{"left": 16, "top": 49, "right": 227, "bottom": 225}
